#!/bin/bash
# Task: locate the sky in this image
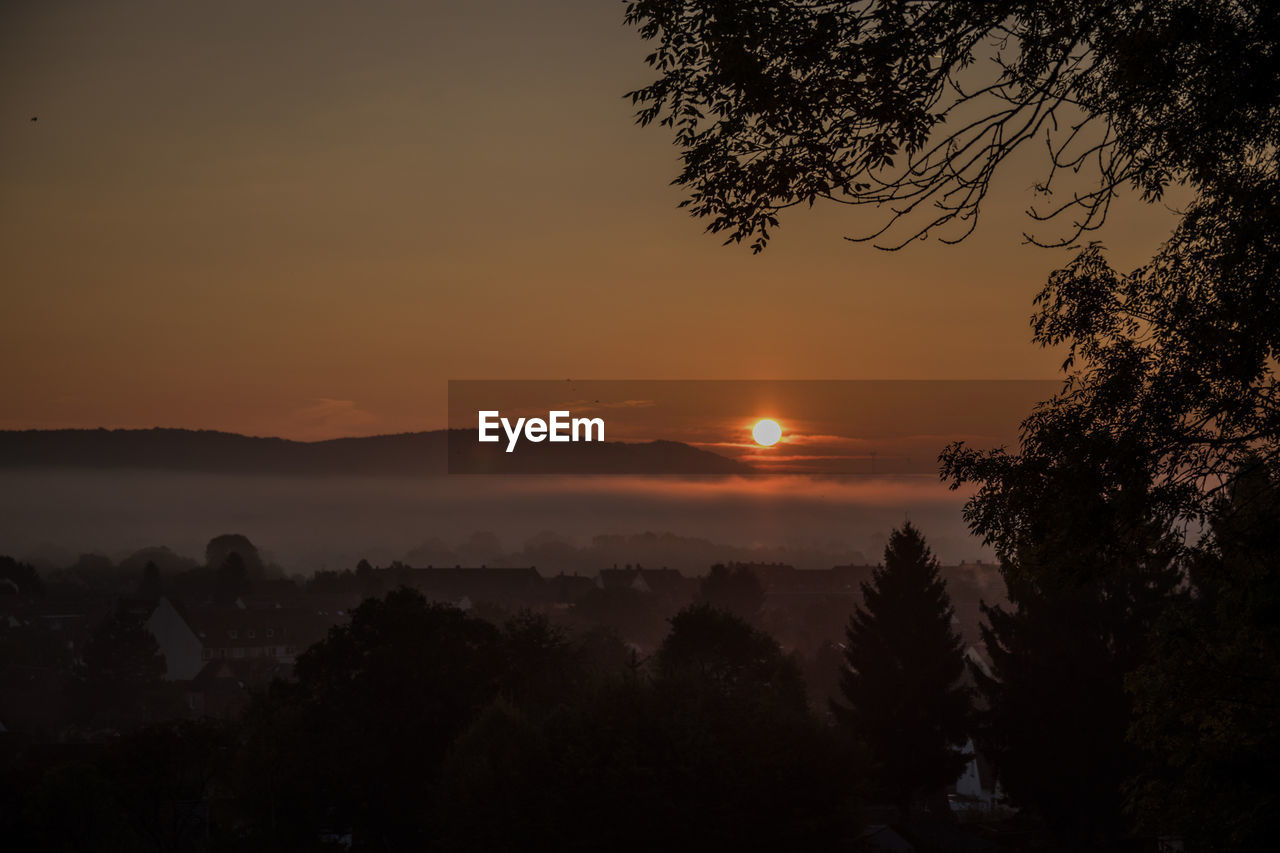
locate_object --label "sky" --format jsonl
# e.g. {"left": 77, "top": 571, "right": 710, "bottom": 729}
{"left": 1, "top": 0, "right": 1187, "bottom": 440}
{"left": 448, "top": 379, "right": 1058, "bottom": 473}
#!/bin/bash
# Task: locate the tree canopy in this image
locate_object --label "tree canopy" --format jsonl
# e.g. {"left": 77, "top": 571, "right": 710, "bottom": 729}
{"left": 942, "top": 172, "right": 1280, "bottom": 570}
{"left": 832, "top": 522, "right": 971, "bottom": 817}
{"left": 625, "top": 0, "right": 1280, "bottom": 250}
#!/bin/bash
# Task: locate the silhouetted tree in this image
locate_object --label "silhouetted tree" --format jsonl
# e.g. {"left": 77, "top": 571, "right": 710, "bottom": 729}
{"left": 433, "top": 698, "right": 559, "bottom": 852}
{"left": 205, "top": 533, "right": 263, "bottom": 579}
{"left": 105, "top": 719, "right": 233, "bottom": 852}
{"left": 213, "top": 552, "right": 249, "bottom": 606}
{"left": 136, "top": 560, "right": 161, "bottom": 601}
{"left": 947, "top": 402, "right": 1181, "bottom": 844}
{"left": 945, "top": 175, "right": 1280, "bottom": 554}
{"left": 75, "top": 607, "right": 172, "bottom": 730}
{"left": 355, "top": 557, "right": 381, "bottom": 597}
{"left": 975, "top": 577, "right": 1168, "bottom": 846}
{"left": 697, "top": 563, "right": 765, "bottom": 622}
{"left": 416, "top": 604, "right": 860, "bottom": 852}
{"left": 940, "top": 176, "right": 1279, "bottom": 843}
{"left": 832, "top": 522, "right": 970, "bottom": 819}
{"left": 625, "top": 0, "right": 1280, "bottom": 251}
{"left": 0, "top": 555, "right": 42, "bottom": 595}
{"left": 17, "top": 762, "right": 137, "bottom": 851}
{"left": 1127, "top": 462, "right": 1280, "bottom": 852}
{"left": 569, "top": 584, "right": 669, "bottom": 648}
{"left": 239, "top": 587, "right": 504, "bottom": 849}
{"left": 658, "top": 603, "right": 806, "bottom": 714}
{"left": 498, "top": 611, "right": 582, "bottom": 714}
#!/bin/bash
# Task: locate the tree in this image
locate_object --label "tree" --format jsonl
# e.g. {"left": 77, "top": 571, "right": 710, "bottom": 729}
{"left": 658, "top": 602, "right": 807, "bottom": 714}
{"left": 626, "top": 1, "right": 1280, "bottom": 842}
{"left": 137, "top": 560, "right": 161, "bottom": 601}
{"left": 975, "top": 577, "right": 1171, "bottom": 846}
{"left": 105, "top": 720, "right": 233, "bottom": 853}
{"left": 832, "top": 522, "right": 970, "bottom": 818}
{"left": 939, "top": 176, "right": 1276, "bottom": 841}
{"left": 946, "top": 175, "right": 1280, "bottom": 555}
{"left": 537, "top": 607, "right": 856, "bottom": 852}
{"left": 1127, "top": 462, "right": 1280, "bottom": 852}
{"left": 0, "top": 555, "right": 42, "bottom": 595}
{"left": 17, "top": 762, "right": 138, "bottom": 852}
{"left": 213, "top": 552, "right": 249, "bottom": 606}
{"left": 942, "top": 362, "right": 1182, "bottom": 844}
{"left": 76, "top": 606, "right": 172, "bottom": 730}
{"left": 205, "top": 533, "right": 263, "bottom": 578}
{"left": 569, "top": 584, "right": 669, "bottom": 648}
{"left": 242, "top": 587, "right": 505, "bottom": 849}
{"left": 625, "top": 0, "right": 1280, "bottom": 251}
{"left": 433, "top": 698, "right": 559, "bottom": 852}
{"left": 696, "top": 563, "right": 765, "bottom": 622}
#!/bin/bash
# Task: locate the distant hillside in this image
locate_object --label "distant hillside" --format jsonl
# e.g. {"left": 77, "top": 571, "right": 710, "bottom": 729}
{"left": 0, "top": 429, "right": 753, "bottom": 476}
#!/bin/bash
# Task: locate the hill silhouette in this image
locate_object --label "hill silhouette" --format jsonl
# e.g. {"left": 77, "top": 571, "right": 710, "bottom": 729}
{"left": 0, "top": 428, "right": 753, "bottom": 476}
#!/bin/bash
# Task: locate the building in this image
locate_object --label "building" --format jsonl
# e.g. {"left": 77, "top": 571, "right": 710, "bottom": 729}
{"left": 146, "top": 597, "right": 334, "bottom": 681}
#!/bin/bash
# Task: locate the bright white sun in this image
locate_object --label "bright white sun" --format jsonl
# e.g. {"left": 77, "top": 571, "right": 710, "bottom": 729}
{"left": 752, "top": 418, "right": 783, "bottom": 447}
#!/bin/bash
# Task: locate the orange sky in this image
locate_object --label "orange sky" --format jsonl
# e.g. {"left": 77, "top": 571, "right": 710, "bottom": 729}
{"left": 1, "top": 0, "right": 1187, "bottom": 440}
{"left": 448, "top": 379, "right": 1057, "bottom": 473}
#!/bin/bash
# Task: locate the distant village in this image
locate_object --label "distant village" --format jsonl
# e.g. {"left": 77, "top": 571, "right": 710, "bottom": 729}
{"left": 2, "top": 547, "right": 999, "bottom": 726}
{"left": 0, "top": 537, "right": 1011, "bottom": 840}
{"left": 1, "top": 541, "right": 1004, "bottom": 709}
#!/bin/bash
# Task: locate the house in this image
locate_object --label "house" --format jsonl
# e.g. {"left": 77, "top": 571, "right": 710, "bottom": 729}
{"left": 186, "top": 657, "right": 290, "bottom": 718}
{"left": 951, "top": 738, "right": 1005, "bottom": 816}
{"left": 598, "top": 567, "right": 697, "bottom": 601}
{"left": 145, "top": 596, "right": 335, "bottom": 681}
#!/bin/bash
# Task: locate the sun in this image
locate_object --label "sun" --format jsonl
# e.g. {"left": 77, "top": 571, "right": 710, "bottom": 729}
{"left": 751, "top": 418, "right": 783, "bottom": 447}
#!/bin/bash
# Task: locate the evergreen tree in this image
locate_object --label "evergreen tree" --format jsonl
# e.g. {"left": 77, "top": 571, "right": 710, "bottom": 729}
{"left": 975, "top": 579, "right": 1153, "bottom": 844}
{"left": 1128, "top": 462, "right": 1280, "bottom": 852}
{"left": 832, "top": 522, "right": 971, "bottom": 818}
{"left": 949, "top": 410, "right": 1182, "bottom": 846}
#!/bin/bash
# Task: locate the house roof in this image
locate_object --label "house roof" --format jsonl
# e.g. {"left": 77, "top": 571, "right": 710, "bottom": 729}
{"left": 163, "top": 597, "right": 336, "bottom": 649}
{"left": 598, "top": 568, "right": 696, "bottom": 597}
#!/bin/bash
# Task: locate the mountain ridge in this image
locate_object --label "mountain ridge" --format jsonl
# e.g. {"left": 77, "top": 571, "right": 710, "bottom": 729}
{"left": 0, "top": 428, "right": 753, "bottom": 476}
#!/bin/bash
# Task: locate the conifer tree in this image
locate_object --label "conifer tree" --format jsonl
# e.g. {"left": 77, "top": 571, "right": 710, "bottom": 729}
{"left": 832, "top": 522, "right": 970, "bottom": 818}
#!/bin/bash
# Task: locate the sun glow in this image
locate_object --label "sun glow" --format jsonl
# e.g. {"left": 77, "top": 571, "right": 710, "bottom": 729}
{"left": 751, "top": 418, "right": 783, "bottom": 447}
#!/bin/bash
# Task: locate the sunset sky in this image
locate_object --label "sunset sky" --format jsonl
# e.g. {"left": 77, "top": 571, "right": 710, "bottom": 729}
{"left": 2, "top": 0, "right": 1186, "bottom": 440}
{"left": 449, "top": 379, "right": 1057, "bottom": 473}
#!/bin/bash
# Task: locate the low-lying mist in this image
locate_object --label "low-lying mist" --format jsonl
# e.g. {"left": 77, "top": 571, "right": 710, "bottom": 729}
{"left": 0, "top": 470, "right": 984, "bottom": 574}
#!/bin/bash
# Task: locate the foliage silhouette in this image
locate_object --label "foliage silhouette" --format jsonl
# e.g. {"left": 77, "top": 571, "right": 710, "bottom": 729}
{"left": 0, "top": 555, "right": 43, "bottom": 595}
{"left": 75, "top": 605, "right": 175, "bottom": 731}
{"left": 213, "top": 553, "right": 249, "bottom": 607}
{"left": 1127, "top": 462, "right": 1280, "bottom": 852}
{"left": 625, "top": 0, "right": 1280, "bottom": 250}
{"left": 205, "top": 534, "right": 264, "bottom": 579}
{"left": 831, "top": 522, "right": 970, "bottom": 819}
{"left": 696, "top": 563, "right": 765, "bottom": 622}
{"left": 137, "top": 560, "right": 162, "bottom": 601}
{"left": 937, "top": 167, "right": 1280, "bottom": 842}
